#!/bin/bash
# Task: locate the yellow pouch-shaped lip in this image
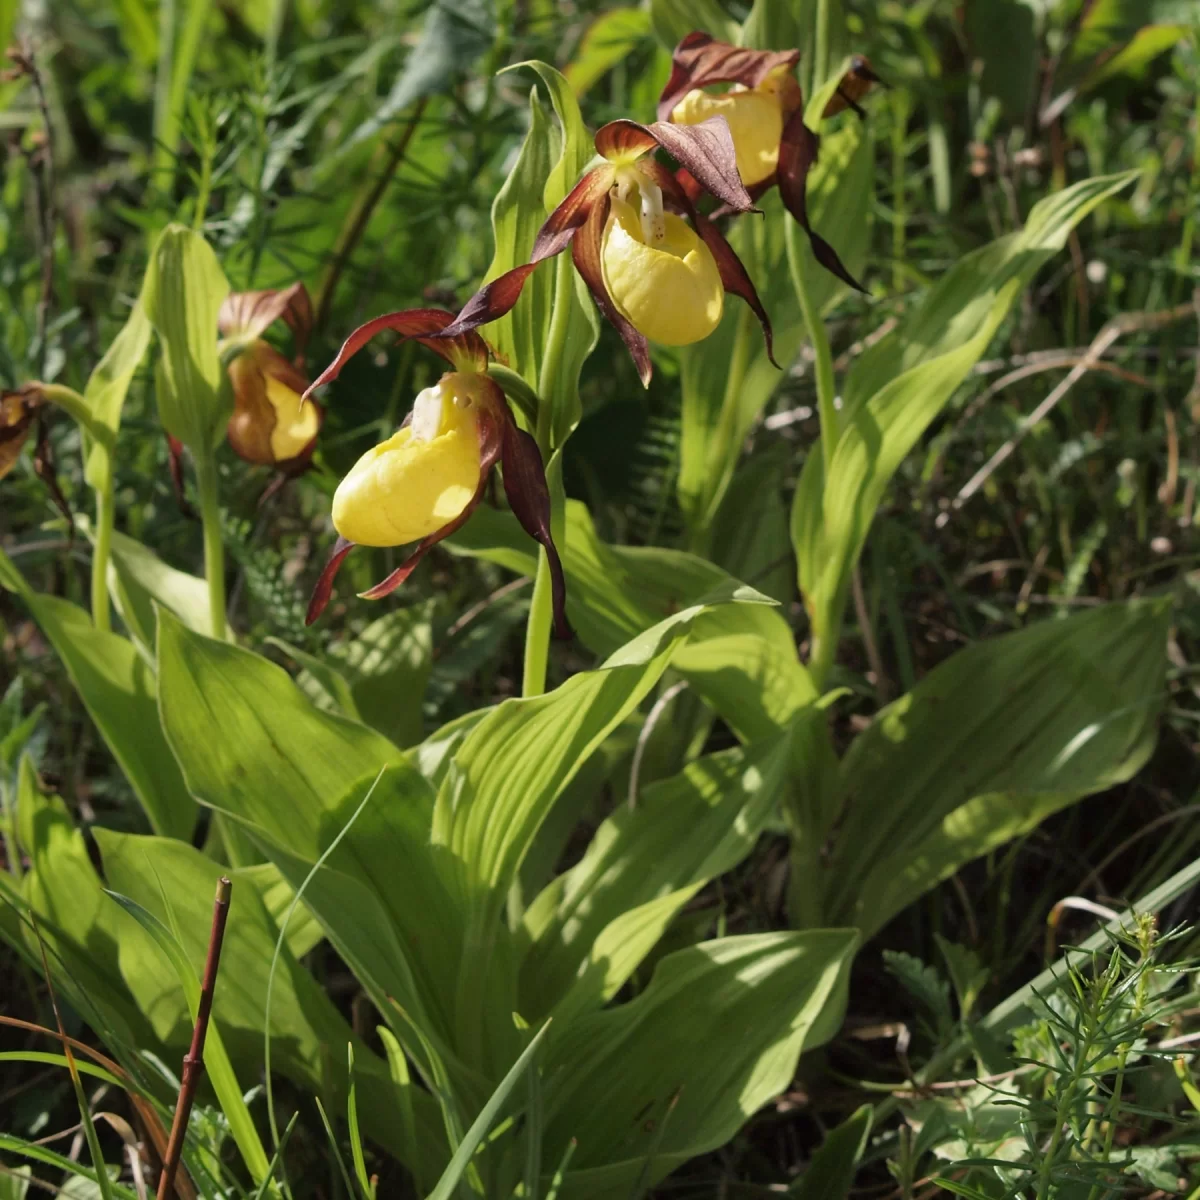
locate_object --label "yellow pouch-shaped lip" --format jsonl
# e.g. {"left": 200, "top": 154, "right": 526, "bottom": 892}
{"left": 601, "top": 196, "right": 723, "bottom": 346}
{"left": 671, "top": 86, "right": 783, "bottom": 187}
{"left": 265, "top": 374, "right": 320, "bottom": 461}
{"left": 332, "top": 377, "right": 482, "bottom": 547}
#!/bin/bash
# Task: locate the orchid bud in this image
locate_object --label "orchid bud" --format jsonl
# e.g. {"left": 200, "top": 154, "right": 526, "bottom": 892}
{"left": 0, "top": 386, "right": 40, "bottom": 480}
{"left": 226, "top": 341, "right": 321, "bottom": 467}
{"left": 600, "top": 176, "right": 723, "bottom": 346}
{"left": 331, "top": 373, "right": 486, "bottom": 547}
{"left": 670, "top": 70, "right": 798, "bottom": 187}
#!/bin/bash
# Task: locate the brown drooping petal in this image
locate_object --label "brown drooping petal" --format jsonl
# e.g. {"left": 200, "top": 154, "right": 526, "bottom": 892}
{"left": 219, "top": 281, "right": 314, "bottom": 351}
{"left": 640, "top": 159, "right": 777, "bottom": 367}
{"left": 500, "top": 416, "right": 570, "bottom": 640}
{"left": 823, "top": 56, "right": 883, "bottom": 119}
{"left": 596, "top": 118, "right": 756, "bottom": 216}
{"left": 569, "top": 194, "right": 652, "bottom": 387}
{"left": 355, "top": 402, "right": 505, "bottom": 601}
{"left": 227, "top": 344, "right": 320, "bottom": 467}
{"left": 695, "top": 213, "right": 778, "bottom": 367}
{"left": 305, "top": 536, "right": 356, "bottom": 625}
{"left": 306, "top": 308, "right": 490, "bottom": 396}
{"left": 776, "top": 108, "right": 866, "bottom": 294}
{"left": 657, "top": 33, "right": 801, "bottom": 121}
{"left": 440, "top": 168, "right": 614, "bottom": 339}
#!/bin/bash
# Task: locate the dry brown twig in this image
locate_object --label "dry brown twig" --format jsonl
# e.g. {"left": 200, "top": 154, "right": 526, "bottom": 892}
{"left": 157, "top": 877, "right": 233, "bottom": 1200}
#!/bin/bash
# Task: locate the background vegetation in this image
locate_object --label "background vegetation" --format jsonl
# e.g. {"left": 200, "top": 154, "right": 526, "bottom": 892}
{"left": 1, "top": 0, "right": 1199, "bottom": 1196}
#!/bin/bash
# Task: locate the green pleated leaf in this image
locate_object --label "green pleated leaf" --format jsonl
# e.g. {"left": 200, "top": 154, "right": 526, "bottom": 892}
{"left": 95, "top": 831, "right": 446, "bottom": 1179}
{"left": 520, "top": 729, "right": 794, "bottom": 1023}
{"left": 451, "top": 500, "right": 814, "bottom": 740}
{"left": 481, "top": 87, "right": 557, "bottom": 387}
{"left": 823, "top": 598, "right": 1170, "bottom": 935}
{"left": 543, "top": 930, "right": 859, "bottom": 1193}
{"left": 155, "top": 610, "right": 463, "bottom": 1053}
{"left": 0, "top": 549, "right": 196, "bottom": 840}
{"left": 792, "top": 170, "right": 1138, "bottom": 644}
{"left": 142, "top": 224, "right": 231, "bottom": 453}
{"left": 102, "top": 888, "right": 272, "bottom": 1186}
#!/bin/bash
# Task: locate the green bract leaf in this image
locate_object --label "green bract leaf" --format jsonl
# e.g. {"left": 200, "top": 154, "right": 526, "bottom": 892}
{"left": 823, "top": 598, "right": 1170, "bottom": 935}
{"left": 81, "top": 302, "right": 152, "bottom": 490}
{"left": 0, "top": 548, "right": 196, "bottom": 840}
{"left": 142, "top": 224, "right": 231, "bottom": 453}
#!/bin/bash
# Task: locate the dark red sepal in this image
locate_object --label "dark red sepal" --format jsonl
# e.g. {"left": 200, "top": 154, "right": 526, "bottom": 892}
{"left": 306, "top": 309, "right": 490, "bottom": 398}
{"left": 166, "top": 434, "right": 197, "bottom": 520}
{"left": 305, "top": 536, "right": 356, "bottom": 625}
{"left": 657, "top": 33, "right": 801, "bottom": 121}
{"left": 441, "top": 168, "right": 613, "bottom": 340}
{"left": 569, "top": 194, "right": 652, "bottom": 387}
{"left": 777, "top": 109, "right": 866, "bottom": 294}
{"left": 499, "top": 418, "right": 570, "bottom": 640}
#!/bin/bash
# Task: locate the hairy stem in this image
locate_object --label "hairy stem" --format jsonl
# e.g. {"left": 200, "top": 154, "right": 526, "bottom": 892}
{"left": 194, "top": 452, "right": 226, "bottom": 640}
{"left": 91, "top": 473, "right": 114, "bottom": 633}
{"left": 522, "top": 254, "right": 574, "bottom": 699}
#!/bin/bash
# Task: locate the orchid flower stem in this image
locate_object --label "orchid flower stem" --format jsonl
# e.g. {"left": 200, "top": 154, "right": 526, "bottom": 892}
{"left": 194, "top": 450, "right": 227, "bottom": 641}
{"left": 813, "top": 0, "right": 831, "bottom": 97}
{"left": 91, "top": 473, "right": 114, "bottom": 634}
{"left": 521, "top": 253, "right": 574, "bottom": 699}
{"left": 522, "top": 553, "right": 553, "bottom": 699}
{"left": 786, "top": 218, "right": 841, "bottom": 692}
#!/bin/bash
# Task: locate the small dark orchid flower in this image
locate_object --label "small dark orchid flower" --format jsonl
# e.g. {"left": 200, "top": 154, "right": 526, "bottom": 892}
{"left": 217, "top": 281, "right": 323, "bottom": 469}
{"left": 658, "top": 32, "right": 871, "bottom": 293}
{"left": 302, "top": 309, "right": 568, "bottom": 635}
{"left": 1, "top": 384, "right": 73, "bottom": 529}
{"left": 439, "top": 117, "right": 777, "bottom": 387}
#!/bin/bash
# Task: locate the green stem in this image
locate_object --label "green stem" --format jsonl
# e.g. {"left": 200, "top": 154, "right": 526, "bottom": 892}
{"left": 786, "top": 219, "right": 840, "bottom": 690}
{"left": 522, "top": 553, "right": 553, "bottom": 699}
{"left": 891, "top": 92, "right": 909, "bottom": 295}
{"left": 194, "top": 451, "right": 226, "bottom": 640}
{"left": 813, "top": 0, "right": 831, "bottom": 97}
{"left": 91, "top": 472, "right": 114, "bottom": 634}
{"left": 521, "top": 254, "right": 574, "bottom": 700}
{"left": 536, "top": 254, "right": 574, "bottom": 455}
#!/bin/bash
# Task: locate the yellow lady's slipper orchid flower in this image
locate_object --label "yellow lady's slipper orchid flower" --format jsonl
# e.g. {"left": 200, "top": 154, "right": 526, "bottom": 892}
{"left": 303, "top": 309, "right": 568, "bottom": 637}
{"left": 332, "top": 375, "right": 483, "bottom": 547}
{"left": 216, "top": 281, "right": 323, "bottom": 470}
{"left": 439, "top": 115, "right": 778, "bottom": 386}
{"left": 659, "top": 33, "right": 877, "bottom": 293}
